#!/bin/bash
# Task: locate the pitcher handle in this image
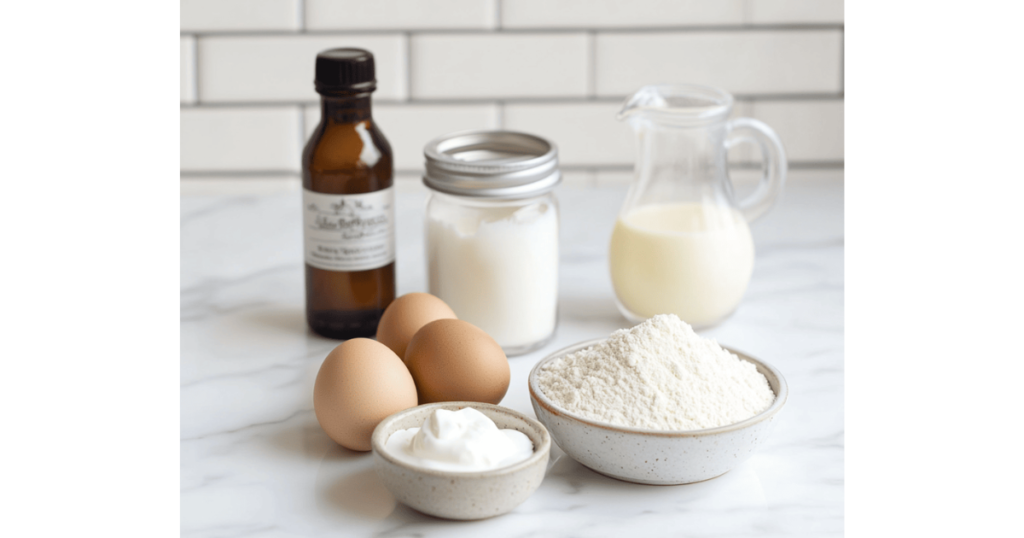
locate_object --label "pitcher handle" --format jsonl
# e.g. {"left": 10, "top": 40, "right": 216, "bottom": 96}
{"left": 725, "top": 118, "right": 787, "bottom": 223}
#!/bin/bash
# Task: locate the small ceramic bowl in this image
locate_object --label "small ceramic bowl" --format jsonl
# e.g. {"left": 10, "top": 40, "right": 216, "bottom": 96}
{"left": 371, "top": 401, "right": 551, "bottom": 520}
{"left": 528, "top": 338, "right": 788, "bottom": 485}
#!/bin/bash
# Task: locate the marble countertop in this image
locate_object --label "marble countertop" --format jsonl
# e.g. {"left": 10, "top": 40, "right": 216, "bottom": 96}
{"left": 181, "top": 173, "right": 844, "bottom": 537}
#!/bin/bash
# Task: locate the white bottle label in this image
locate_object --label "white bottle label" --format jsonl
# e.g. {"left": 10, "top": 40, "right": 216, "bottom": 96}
{"left": 302, "top": 187, "right": 395, "bottom": 272}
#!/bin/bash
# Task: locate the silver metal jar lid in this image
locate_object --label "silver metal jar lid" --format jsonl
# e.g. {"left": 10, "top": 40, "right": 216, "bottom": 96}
{"left": 423, "top": 130, "right": 560, "bottom": 199}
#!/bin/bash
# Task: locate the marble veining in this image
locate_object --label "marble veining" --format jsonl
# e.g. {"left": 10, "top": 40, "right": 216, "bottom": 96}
{"left": 181, "top": 177, "right": 844, "bottom": 537}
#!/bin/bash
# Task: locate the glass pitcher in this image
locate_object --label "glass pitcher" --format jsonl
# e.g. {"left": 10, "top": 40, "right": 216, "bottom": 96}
{"left": 609, "top": 84, "right": 787, "bottom": 328}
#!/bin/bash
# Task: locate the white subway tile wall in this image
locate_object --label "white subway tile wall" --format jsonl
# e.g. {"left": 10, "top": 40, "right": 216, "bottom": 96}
{"left": 198, "top": 34, "right": 407, "bottom": 102}
{"left": 306, "top": 0, "right": 497, "bottom": 30}
{"left": 180, "top": 0, "right": 301, "bottom": 32}
{"left": 180, "top": 36, "right": 195, "bottom": 104}
{"left": 504, "top": 102, "right": 630, "bottom": 166}
{"left": 750, "top": 0, "right": 845, "bottom": 25}
{"left": 595, "top": 30, "right": 842, "bottom": 96}
{"left": 751, "top": 99, "right": 844, "bottom": 162}
{"left": 181, "top": 107, "right": 302, "bottom": 172}
{"left": 180, "top": 0, "right": 843, "bottom": 180}
{"left": 411, "top": 33, "right": 590, "bottom": 99}
{"left": 502, "top": 0, "right": 745, "bottom": 28}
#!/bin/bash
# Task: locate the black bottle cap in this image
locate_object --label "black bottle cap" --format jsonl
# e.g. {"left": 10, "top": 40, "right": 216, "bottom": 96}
{"left": 314, "top": 48, "right": 376, "bottom": 95}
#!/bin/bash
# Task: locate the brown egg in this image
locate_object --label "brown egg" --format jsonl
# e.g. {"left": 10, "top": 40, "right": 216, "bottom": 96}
{"left": 313, "top": 338, "right": 418, "bottom": 451}
{"left": 404, "top": 319, "right": 510, "bottom": 405}
{"left": 376, "top": 292, "right": 457, "bottom": 359}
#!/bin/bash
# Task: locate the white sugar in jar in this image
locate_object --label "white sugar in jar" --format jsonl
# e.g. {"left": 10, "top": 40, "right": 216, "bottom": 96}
{"left": 423, "top": 131, "right": 560, "bottom": 356}
{"left": 427, "top": 193, "right": 558, "bottom": 353}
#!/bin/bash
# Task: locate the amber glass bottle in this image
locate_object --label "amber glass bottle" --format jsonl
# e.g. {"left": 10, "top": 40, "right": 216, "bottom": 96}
{"left": 302, "top": 49, "right": 395, "bottom": 339}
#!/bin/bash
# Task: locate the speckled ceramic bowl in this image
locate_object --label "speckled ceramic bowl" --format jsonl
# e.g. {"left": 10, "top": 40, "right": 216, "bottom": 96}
{"left": 528, "top": 338, "right": 787, "bottom": 485}
{"left": 371, "top": 401, "right": 551, "bottom": 520}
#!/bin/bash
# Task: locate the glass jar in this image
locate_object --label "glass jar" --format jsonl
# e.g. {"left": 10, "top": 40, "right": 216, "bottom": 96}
{"left": 423, "top": 131, "right": 561, "bottom": 356}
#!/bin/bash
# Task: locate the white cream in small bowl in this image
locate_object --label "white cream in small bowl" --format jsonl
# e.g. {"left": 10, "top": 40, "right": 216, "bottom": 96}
{"left": 384, "top": 407, "right": 534, "bottom": 472}
{"left": 371, "top": 402, "right": 551, "bottom": 520}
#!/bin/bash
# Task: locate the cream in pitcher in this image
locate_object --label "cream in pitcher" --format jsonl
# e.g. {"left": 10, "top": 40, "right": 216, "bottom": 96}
{"left": 610, "top": 203, "right": 754, "bottom": 325}
{"left": 610, "top": 85, "right": 786, "bottom": 328}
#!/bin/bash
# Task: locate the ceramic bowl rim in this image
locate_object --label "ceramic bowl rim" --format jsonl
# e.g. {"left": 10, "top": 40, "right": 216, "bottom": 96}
{"left": 528, "top": 338, "right": 789, "bottom": 438}
{"left": 371, "top": 401, "right": 552, "bottom": 478}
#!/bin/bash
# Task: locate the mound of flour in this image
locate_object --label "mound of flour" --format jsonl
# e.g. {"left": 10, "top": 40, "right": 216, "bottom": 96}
{"left": 536, "top": 314, "right": 774, "bottom": 430}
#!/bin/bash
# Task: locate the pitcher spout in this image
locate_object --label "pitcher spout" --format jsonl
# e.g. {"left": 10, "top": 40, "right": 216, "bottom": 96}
{"left": 617, "top": 84, "right": 734, "bottom": 126}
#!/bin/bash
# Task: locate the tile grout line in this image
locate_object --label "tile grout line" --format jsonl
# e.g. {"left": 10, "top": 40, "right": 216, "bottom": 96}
{"left": 495, "top": 0, "right": 502, "bottom": 29}
{"left": 178, "top": 93, "right": 845, "bottom": 109}
{"left": 179, "top": 24, "right": 844, "bottom": 38}
{"left": 298, "top": 0, "right": 306, "bottom": 32}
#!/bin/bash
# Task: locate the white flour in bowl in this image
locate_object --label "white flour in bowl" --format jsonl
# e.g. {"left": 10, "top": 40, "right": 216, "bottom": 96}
{"left": 536, "top": 314, "right": 774, "bottom": 430}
